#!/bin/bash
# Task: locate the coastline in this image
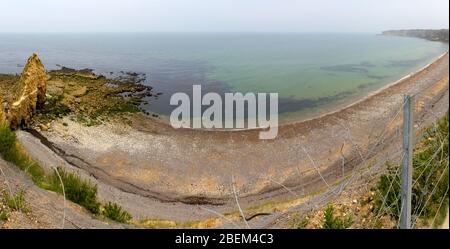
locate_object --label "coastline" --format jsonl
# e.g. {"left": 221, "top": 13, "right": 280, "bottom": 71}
{"left": 24, "top": 52, "right": 449, "bottom": 201}
{"left": 280, "top": 50, "right": 449, "bottom": 126}
{"left": 5, "top": 49, "right": 447, "bottom": 227}
{"left": 3, "top": 37, "right": 448, "bottom": 226}
{"left": 146, "top": 50, "right": 449, "bottom": 131}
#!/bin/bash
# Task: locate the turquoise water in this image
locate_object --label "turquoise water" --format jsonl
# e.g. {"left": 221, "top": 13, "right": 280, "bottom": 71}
{"left": 0, "top": 33, "right": 447, "bottom": 121}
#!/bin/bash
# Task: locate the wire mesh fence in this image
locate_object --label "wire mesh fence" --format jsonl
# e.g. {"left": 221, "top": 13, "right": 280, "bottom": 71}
{"left": 217, "top": 74, "right": 449, "bottom": 229}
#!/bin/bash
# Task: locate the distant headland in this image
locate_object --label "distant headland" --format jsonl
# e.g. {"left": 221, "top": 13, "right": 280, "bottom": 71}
{"left": 382, "top": 29, "right": 449, "bottom": 43}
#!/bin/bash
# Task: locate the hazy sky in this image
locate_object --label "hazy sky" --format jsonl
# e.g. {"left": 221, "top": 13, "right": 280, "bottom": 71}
{"left": 1, "top": 0, "right": 448, "bottom": 33}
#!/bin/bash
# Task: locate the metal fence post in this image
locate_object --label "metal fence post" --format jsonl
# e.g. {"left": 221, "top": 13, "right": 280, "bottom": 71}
{"left": 400, "top": 95, "right": 414, "bottom": 229}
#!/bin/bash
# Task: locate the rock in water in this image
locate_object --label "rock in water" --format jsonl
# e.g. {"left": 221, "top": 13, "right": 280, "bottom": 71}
{"left": 7, "top": 54, "right": 47, "bottom": 129}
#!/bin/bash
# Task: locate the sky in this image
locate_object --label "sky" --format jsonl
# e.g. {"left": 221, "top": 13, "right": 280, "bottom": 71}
{"left": 0, "top": 0, "right": 448, "bottom": 33}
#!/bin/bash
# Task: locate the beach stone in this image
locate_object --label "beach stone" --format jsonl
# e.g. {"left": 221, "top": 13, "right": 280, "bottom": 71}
{"left": 38, "top": 123, "right": 48, "bottom": 131}
{"left": 47, "top": 85, "right": 64, "bottom": 97}
{"left": 50, "top": 80, "right": 65, "bottom": 88}
{"left": 61, "top": 94, "right": 75, "bottom": 106}
{"left": 71, "top": 86, "right": 88, "bottom": 97}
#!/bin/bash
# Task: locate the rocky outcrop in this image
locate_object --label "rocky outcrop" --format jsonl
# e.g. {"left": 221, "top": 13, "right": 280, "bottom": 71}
{"left": 6, "top": 54, "right": 47, "bottom": 129}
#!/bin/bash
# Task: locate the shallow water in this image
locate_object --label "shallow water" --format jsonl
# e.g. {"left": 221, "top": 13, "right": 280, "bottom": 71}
{"left": 0, "top": 33, "right": 447, "bottom": 122}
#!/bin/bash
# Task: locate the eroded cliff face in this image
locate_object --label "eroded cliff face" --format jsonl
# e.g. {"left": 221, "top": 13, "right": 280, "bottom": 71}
{"left": 4, "top": 54, "right": 47, "bottom": 129}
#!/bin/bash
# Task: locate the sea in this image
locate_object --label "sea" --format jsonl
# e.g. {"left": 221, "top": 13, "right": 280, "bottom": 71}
{"left": 0, "top": 33, "right": 447, "bottom": 123}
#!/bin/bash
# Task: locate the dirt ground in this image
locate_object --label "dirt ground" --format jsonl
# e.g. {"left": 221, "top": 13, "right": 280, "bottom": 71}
{"left": 443, "top": 212, "right": 449, "bottom": 229}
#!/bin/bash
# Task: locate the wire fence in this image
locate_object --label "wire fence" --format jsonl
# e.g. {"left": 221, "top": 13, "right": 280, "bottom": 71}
{"left": 219, "top": 70, "right": 449, "bottom": 229}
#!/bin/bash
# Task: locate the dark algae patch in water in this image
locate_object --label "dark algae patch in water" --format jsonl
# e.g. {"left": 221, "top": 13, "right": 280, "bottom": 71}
{"left": 321, "top": 61, "right": 376, "bottom": 74}
{"left": 34, "top": 67, "right": 154, "bottom": 126}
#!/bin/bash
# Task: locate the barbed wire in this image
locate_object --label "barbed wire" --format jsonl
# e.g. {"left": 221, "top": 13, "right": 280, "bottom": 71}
{"left": 253, "top": 96, "right": 408, "bottom": 228}
{"left": 253, "top": 71, "right": 446, "bottom": 229}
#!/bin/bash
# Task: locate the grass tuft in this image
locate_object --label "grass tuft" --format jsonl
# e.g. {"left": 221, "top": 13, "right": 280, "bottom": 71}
{"left": 0, "top": 210, "right": 8, "bottom": 221}
{"left": 49, "top": 168, "right": 101, "bottom": 215}
{"left": 102, "top": 202, "right": 132, "bottom": 223}
{"left": 2, "top": 190, "right": 29, "bottom": 213}
{"left": 0, "top": 124, "right": 46, "bottom": 186}
{"left": 322, "top": 204, "right": 353, "bottom": 229}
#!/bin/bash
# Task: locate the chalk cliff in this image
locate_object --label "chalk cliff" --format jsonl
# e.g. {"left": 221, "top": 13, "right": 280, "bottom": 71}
{"left": 4, "top": 54, "right": 47, "bottom": 129}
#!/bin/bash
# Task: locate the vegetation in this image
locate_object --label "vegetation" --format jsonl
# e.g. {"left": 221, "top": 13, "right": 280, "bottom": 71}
{"left": 294, "top": 204, "right": 353, "bottom": 229}
{"left": 1, "top": 125, "right": 131, "bottom": 222}
{"left": 373, "top": 114, "right": 449, "bottom": 227}
{"left": 49, "top": 168, "right": 101, "bottom": 215}
{"left": 0, "top": 124, "right": 46, "bottom": 186}
{"left": 2, "top": 190, "right": 29, "bottom": 213}
{"left": 293, "top": 114, "right": 449, "bottom": 229}
{"left": 295, "top": 217, "right": 309, "bottom": 229}
{"left": 0, "top": 124, "right": 15, "bottom": 154}
{"left": 322, "top": 205, "right": 353, "bottom": 229}
{"left": 34, "top": 70, "right": 151, "bottom": 126}
{"left": 137, "top": 218, "right": 220, "bottom": 229}
{"left": 36, "top": 96, "right": 71, "bottom": 123}
{"left": 103, "top": 202, "right": 132, "bottom": 223}
{"left": 0, "top": 210, "right": 8, "bottom": 221}
{"left": 0, "top": 74, "right": 20, "bottom": 101}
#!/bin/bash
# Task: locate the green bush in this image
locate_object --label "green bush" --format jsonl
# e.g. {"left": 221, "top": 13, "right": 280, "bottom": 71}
{"left": 50, "top": 168, "right": 101, "bottom": 214}
{"left": 0, "top": 124, "right": 16, "bottom": 157}
{"left": 0, "top": 210, "right": 8, "bottom": 221}
{"left": 322, "top": 205, "right": 353, "bottom": 229}
{"left": 102, "top": 202, "right": 132, "bottom": 223}
{"left": 373, "top": 163, "right": 401, "bottom": 217}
